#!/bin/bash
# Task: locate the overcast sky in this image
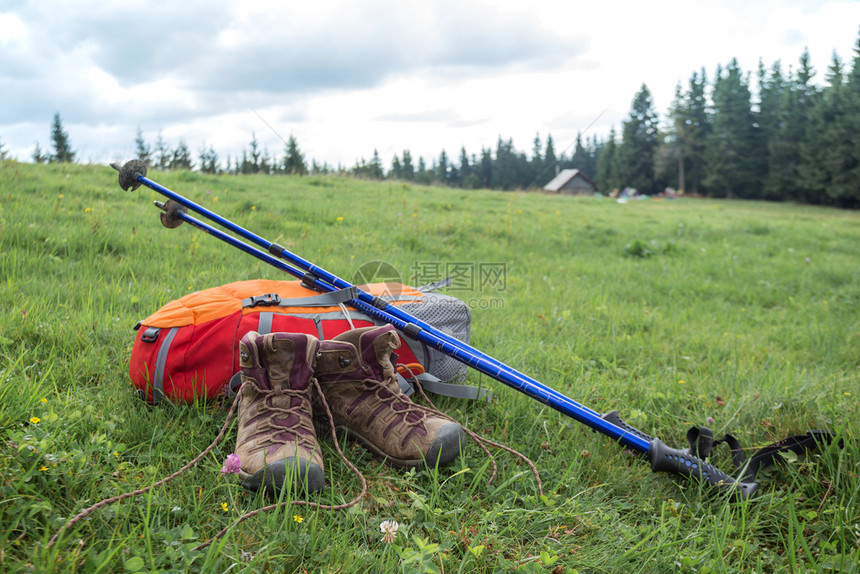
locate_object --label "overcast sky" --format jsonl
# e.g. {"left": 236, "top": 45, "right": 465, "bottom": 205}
{"left": 1, "top": 1, "right": 858, "bottom": 169}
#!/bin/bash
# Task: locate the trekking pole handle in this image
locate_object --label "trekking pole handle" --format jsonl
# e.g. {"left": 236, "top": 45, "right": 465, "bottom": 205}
{"left": 648, "top": 438, "right": 757, "bottom": 501}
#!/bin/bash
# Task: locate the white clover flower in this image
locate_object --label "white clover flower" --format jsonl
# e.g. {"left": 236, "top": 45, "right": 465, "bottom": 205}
{"left": 380, "top": 520, "right": 400, "bottom": 543}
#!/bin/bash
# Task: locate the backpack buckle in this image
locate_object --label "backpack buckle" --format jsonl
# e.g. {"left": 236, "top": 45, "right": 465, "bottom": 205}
{"left": 244, "top": 293, "right": 281, "bottom": 308}
{"left": 141, "top": 327, "right": 161, "bottom": 343}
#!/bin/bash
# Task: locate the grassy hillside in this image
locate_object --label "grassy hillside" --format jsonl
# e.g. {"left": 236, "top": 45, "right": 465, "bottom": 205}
{"left": 1, "top": 160, "right": 857, "bottom": 572}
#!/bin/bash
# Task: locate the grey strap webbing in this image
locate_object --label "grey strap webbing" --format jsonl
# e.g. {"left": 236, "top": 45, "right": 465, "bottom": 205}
{"left": 397, "top": 372, "right": 492, "bottom": 402}
{"left": 153, "top": 327, "right": 179, "bottom": 404}
{"left": 257, "top": 312, "right": 274, "bottom": 335}
{"left": 242, "top": 287, "right": 357, "bottom": 309}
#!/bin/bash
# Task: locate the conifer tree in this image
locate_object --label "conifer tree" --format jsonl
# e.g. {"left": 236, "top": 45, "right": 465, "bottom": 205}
{"left": 390, "top": 155, "right": 402, "bottom": 179}
{"left": 530, "top": 133, "right": 544, "bottom": 185}
{"left": 32, "top": 142, "right": 48, "bottom": 163}
{"left": 368, "top": 149, "right": 384, "bottom": 179}
{"left": 683, "top": 70, "right": 710, "bottom": 193}
{"left": 283, "top": 135, "right": 307, "bottom": 175}
{"left": 703, "top": 59, "right": 762, "bottom": 198}
{"left": 479, "top": 147, "right": 493, "bottom": 188}
{"left": 401, "top": 150, "right": 415, "bottom": 180}
{"left": 243, "top": 134, "right": 261, "bottom": 174}
{"left": 135, "top": 127, "right": 151, "bottom": 165}
{"left": 543, "top": 135, "right": 557, "bottom": 174}
{"left": 199, "top": 145, "right": 219, "bottom": 173}
{"left": 493, "top": 137, "right": 516, "bottom": 190}
{"left": 845, "top": 28, "right": 860, "bottom": 204}
{"left": 800, "top": 53, "right": 858, "bottom": 206}
{"left": 416, "top": 157, "right": 430, "bottom": 184}
{"left": 662, "top": 83, "right": 689, "bottom": 191}
{"left": 436, "top": 149, "right": 450, "bottom": 184}
{"left": 50, "top": 113, "right": 75, "bottom": 163}
{"left": 458, "top": 147, "right": 474, "bottom": 188}
{"left": 765, "top": 49, "right": 820, "bottom": 202}
{"left": 155, "top": 133, "right": 169, "bottom": 171}
{"left": 595, "top": 128, "right": 618, "bottom": 192}
{"left": 616, "top": 84, "right": 659, "bottom": 194}
{"left": 759, "top": 61, "right": 789, "bottom": 199}
{"left": 570, "top": 132, "right": 597, "bottom": 178}
{"left": 170, "top": 140, "right": 193, "bottom": 170}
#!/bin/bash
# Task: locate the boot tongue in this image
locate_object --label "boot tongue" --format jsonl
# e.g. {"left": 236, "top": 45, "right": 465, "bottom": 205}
{"left": 357, "top": 327, "right": 400, "bottom": 382}
{"left": 263, "top": 333, "right": 318, "bottom": 392}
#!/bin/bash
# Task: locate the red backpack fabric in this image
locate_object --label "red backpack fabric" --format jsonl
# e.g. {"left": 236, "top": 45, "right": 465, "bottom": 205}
{"left": 129, "top": 279, "right": 437, "bottom": 404}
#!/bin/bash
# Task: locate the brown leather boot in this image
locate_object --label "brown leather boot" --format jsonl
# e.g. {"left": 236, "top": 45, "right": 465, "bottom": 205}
{"left": 315, "top": 325, "right": 464, "bottom": 468}
{"left": 234, "top": 331, "right": 325, "bottom": 493}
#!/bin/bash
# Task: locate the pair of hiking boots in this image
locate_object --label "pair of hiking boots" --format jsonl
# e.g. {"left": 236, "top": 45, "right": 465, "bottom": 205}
{"left": 233, "top": 324, "right": 465, "bottom": 493}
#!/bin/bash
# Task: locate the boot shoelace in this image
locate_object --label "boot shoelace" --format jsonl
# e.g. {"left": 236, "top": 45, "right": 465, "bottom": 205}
{"left": 242, "top": 379, "right": 319, "bottom": 455}
{"left": 48, "top": 370, "right": 544, "bottom": 554}
{"left": 346, "top": 367, "right": 543, "bottom": 494}
{"left": 397, "top": 364, "right": 544, "bottom": 497}
{"left": 48, "top": 381, "right": 368, "bottom": 553}
{"left": 351, "top": 379, "right": 432, "bottom": 447}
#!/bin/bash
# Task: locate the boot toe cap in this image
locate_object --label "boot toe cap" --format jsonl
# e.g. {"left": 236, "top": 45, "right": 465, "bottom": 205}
{"left": 426, "top": 422, "right": 465, "bottom": 467}
{"left": 242, "top": 457, "right": 325, "bottom": 494}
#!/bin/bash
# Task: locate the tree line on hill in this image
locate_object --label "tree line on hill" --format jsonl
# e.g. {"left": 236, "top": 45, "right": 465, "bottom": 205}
{"left": 8, "top": 29, "right": 858, "bottom": 208}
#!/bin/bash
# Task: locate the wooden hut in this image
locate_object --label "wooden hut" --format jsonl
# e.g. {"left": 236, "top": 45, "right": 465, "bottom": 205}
{"left": 543, "top": 169, "right": 598, "bottom": 195}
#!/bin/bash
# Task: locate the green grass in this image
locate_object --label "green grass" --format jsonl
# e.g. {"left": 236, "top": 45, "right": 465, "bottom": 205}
{"left": 0, "top": 160, "right": 858, "bottom": 573}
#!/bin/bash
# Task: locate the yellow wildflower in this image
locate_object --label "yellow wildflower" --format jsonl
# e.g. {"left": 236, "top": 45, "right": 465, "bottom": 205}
{"left": 293, "top": 514, "right": 303, "bottom": 523}
{"left": 30, "top": 417, "right": 40, "bottom": 424}
{"left": 221, "top": 503, "right": 229, "bottom": 512}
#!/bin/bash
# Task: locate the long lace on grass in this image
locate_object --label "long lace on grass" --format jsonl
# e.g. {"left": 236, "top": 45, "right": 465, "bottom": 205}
{"left": 49, "top": 367, "right": 542, "bottom": 553}
{"left": 48, "top": 383, "right": 368, "bottom": 552}
{"left": 48, "top": 393, "right": 242, "bottom": 547}
{"left": 398, "top": 364, "right": 544, "bottom": 497}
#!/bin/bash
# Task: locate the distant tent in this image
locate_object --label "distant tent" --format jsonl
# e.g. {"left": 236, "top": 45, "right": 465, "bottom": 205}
{"left": 543, "top": 169, "right": 598, "bottom": 195}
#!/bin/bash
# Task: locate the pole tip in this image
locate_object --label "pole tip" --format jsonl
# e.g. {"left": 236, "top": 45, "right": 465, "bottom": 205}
{"left": 116, "top": 160, "right": 147, "bottom": 192}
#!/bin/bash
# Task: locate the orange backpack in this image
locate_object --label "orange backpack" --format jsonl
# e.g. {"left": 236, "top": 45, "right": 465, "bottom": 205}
{"left": 129, "top": 279, "right": 471, "bottom": 404}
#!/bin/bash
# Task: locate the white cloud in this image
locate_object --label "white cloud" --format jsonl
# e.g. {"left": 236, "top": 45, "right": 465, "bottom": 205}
{"left": 0, "top": 0, "right": 857, "bottom": 167}
{"left": 0, "top": 13, "right": 27, "bottom": 44}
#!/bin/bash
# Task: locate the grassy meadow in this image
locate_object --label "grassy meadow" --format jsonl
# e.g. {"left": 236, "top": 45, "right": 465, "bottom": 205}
{"left": 0, "top": 160, "right": 858, "bottom": 573}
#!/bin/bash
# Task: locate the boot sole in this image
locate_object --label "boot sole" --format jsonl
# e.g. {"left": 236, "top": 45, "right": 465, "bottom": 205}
{"left": 240, "top": 457, "right": 325, "bottom": 494}
{"left": 319, "top": 418, "right": 465, "bottom": 468}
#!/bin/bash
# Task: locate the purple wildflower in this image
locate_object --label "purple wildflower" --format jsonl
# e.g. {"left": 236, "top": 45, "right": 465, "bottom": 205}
{"left": 221, "top": 453, "right": 242, "bottom": 475}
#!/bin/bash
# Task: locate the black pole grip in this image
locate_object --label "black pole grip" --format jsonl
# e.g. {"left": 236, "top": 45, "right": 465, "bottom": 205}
{"left": 648, "top": 439, "right": 757, "bottom": 501}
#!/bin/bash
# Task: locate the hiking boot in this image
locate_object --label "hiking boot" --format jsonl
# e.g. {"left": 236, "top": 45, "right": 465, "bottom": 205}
{"left": 315, "top": 325, "right": 464, "bottom": 468}
{"left": 234, "top": 331, "right": 325, "bottom": 494}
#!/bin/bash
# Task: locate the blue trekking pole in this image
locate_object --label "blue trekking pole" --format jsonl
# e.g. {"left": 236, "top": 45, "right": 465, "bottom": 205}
{"left": 114, "top": 160, "right": 834, "bottom": 500}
